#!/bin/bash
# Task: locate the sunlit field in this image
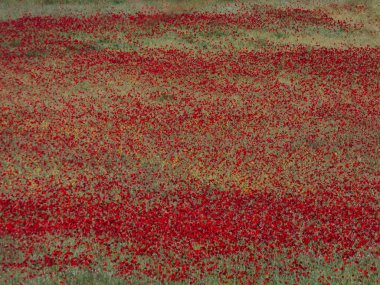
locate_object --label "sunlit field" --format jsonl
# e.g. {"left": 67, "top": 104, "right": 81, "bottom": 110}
{"left": 1, "top": 0, "right": 379, "bottom": 284}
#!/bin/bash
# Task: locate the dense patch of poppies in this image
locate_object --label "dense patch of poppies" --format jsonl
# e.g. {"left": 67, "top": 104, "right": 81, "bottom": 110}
{"left": 0, "top": 4, "right": 379, "bottom": 284}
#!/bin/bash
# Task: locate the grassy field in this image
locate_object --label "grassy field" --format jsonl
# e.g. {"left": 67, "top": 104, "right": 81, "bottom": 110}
{"left": 1, "top": 0, "right": 379, "bottom": 284}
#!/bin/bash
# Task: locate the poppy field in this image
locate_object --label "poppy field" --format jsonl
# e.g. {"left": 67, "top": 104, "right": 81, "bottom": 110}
{"left": 0, "top": 0, "right": 379, "bottom": 284}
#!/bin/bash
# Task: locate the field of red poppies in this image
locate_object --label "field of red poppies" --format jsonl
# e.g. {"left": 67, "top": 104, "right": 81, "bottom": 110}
{"left": 1, "top": 1, "right": 379, "bottom": 284}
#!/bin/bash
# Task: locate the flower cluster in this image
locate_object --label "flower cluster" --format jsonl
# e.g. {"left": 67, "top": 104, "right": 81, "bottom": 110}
{"left": 0, "top": 3, "right": 378, "bottom": 284}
